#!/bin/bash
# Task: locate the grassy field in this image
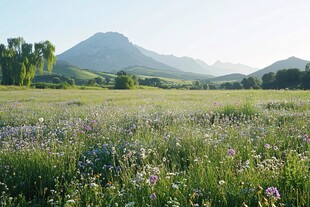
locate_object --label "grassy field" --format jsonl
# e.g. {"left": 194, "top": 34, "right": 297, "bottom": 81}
{"left": 0, "top": 89, "right": 309, "bottom": 206}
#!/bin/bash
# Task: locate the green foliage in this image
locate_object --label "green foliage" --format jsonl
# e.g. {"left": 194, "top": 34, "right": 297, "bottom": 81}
{"left": 139, "top": 78, "right": 162, "bottom": 87}
{"left": 52, "top": 76, "right": 61, "bottom": 84}
{"left": 241, "top": 76, "right": 261, "bottom": 89}
{"left": 305, "top": 63, "right": 310, "bottom": 72}
{"left": 32, "top": 82, "right": 70, "bottom": 89}
{"left": 262, "top": 72, "right": 276, "bottom": 89}
{"left": 275, "top": 68, "right": 301, "bottom": 89}
{"left": 94, "top": 76, "right": 104, "bottom": 85}
{"left": 114, "top": 75, "right": 135, "bottom": 89}
{"left": 114, "top": 71, "right": 138, "bottom": 89}
{"left": 0, "top": 90, "right": 309, "bottom": 206}
{"left": 0, "top": 38, "right": 56, "bottom": 86}
{"left": 261, "top": 68, "right": 310, "bottom": 90}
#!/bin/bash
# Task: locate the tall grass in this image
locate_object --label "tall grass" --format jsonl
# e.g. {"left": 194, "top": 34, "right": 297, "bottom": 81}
{"left": 0, "top": 90, "right": 309, "bottom": 206}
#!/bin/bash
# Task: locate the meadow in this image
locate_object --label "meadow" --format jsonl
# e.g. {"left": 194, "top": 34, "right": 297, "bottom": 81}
{"left": 0, "top": 89, "right": 309, "bottom": 207}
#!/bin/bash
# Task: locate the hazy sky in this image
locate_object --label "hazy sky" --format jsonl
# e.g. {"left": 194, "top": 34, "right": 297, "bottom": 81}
{"left": 1, "top": 0, "right": 310, "bottom": 68}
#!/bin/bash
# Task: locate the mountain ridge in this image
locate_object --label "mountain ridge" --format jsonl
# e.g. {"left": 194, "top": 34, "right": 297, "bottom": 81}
{"left": 136, "top": 45, "right": 258, "bottom": 76}
{"left": 56, "top": 32, "right": 309, "bottom": 79}
{"left": 249, "top": 56, "right": 309, "bottom": 77}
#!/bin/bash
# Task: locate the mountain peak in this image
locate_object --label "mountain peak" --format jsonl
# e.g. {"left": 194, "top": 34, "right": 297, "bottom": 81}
{"left": 92, "top": 31, "right": 126, "bottom": 38}
{"left": 57, "top": 32, "right": 179, "bottom": 72}
{"left": 249, "top": 56, "right": 310, "bottom": 77}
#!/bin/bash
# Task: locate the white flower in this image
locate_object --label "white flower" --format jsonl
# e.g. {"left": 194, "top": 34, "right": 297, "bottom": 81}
{"left": 219, "top": 180, "right": 225, "bottom": 185}
{"left": 125, "top": 202, "right": 135, "bottom": 207}
{"left": 66, "top": 199, "right": 75, "bottom": 204}
{"left": 90, "top": 183, "right": 99, "bottom": 188}
{"left": 172, "top": 183, "right": 179, "bottom": 189}
{"left": 38, "top": 117, "right": 44, "bottom": 123}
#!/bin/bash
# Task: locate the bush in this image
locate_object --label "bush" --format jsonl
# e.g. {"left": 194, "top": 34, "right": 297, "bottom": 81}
{"left": 114, "top": 75, "right": 135, "bottom": 89}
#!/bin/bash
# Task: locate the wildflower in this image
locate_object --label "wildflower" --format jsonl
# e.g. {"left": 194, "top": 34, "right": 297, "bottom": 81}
{"left": 264, "top": 144, "right": 271, "bottom": 149}
{"left": 172, "top": 183, "right": 179, "bottom": 189}
{"left": 227, "top": 148, "right": 236, "bottom": 156}
{"left": 219, "top": 180, "right": 225, "bottom": 185}
{"left": 90, "top": 183, "right": 99, "bottom": 188}
{"left": 150, "top": 193, "right": 156, "bottom": 200}
{"left": 84, "top": 125, "right": 92, "bottom": 131}
{"left": 66, "top": 199, "right": 75, "bottom": 204}
{"left": 105, "top": 181, "right": 112, "bottom": 187}
{"left": 150, "top": 175, "right": 158, "bottom": 184}
{"left": 266, "top": 187, "right": 281, "bottom": 200}
{"left": 38, "top": 117, "right": 44, "bottom": 123}
{"left": 125, "top": 202, "right": 135, "bottom": 207}
{"left": 273, "top": 145, "right": 278, "bottom": 151}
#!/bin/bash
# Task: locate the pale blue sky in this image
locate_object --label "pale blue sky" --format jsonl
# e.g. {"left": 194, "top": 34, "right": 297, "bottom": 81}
{"left": 1, "top": 0, "right": 310, "bottom": 68}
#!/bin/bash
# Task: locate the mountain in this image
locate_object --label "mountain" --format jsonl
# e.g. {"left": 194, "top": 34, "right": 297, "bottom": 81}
{"left": 209, "top": 73, "right": 246, "bottom": 82}
{"left": 136, "top": 46, "right": 210, "bottom": 75}
{"left": 249, "top": 56, "right": 310, "bottom": 77}
{"left": 212, "top": 61, "right": 258, "bottom": 75}
{"left": 57, "top": 32, "right": 180, "bottom": 72}
{"left": 137, "top": 46, "right": 257, "bottom": 76}
{"left": 112, "top": 66, "right": 214, "bottom": 80}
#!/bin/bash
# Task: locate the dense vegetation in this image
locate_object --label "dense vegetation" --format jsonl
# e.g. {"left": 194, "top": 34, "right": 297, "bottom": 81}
{"left": 0, "top": 89, "right": 309, "bottom": 206}
{"left": 0, "top": 38, "right": 56, "bottom": 86}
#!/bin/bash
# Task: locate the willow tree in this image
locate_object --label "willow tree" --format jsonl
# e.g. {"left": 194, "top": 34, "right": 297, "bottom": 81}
{"left": 0, "top": 37, "right": 56, "bottom": 86}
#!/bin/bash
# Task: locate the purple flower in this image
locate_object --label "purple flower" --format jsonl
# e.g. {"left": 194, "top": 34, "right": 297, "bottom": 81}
{"left": 84, "top": 125, "right": 92, "bottom": 131}
{"left": 150, "top": 175, "right": 158, "bottom": 185}
{"left": 150, "top": 193, "right": 156, "bottom": 200}
{"left": 227, "top": 148, "right": 236, "bottom": 156}
{"left": 266, "top": 187, "right": 281, "bottom": 200}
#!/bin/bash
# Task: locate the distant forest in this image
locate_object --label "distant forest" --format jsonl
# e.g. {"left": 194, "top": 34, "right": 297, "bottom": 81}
{"left": 214, "top": 66, "right": 310, "bottom": 90}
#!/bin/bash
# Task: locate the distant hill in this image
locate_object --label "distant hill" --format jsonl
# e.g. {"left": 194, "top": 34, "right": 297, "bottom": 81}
{"left": 57, "top": 32, "right": 179, "bottom": 72}
{"left": 209, "top": 73, "right": 246, "bottom": 82}
{"left": 51, "top": 61, "right": 100, "bottom": 79}
{"left": 249, "top": 56, "right": 310, "bottom": 77}
{"left": 212, "top": 61, "right": 258, "bottom": 75}
{"left": 112, "top": 66, "right": 214, "bottom": 80}
{"left": 136, "top": 46, "right": 210, "bottom": 75}
{"left": 137, "top": 46, "right": 257, "bottom": 76}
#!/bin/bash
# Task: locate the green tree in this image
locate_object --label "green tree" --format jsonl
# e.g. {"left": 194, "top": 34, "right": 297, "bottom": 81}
{"left": 116, "top": 70, "right": 127, "bottom": 76}
{"left": 203, "top": 83, "right": 209, "bottom": 90}
{"left": 300, "top": 64, "right": 310, "bottom": 89}
{"left": 220, "top": 82, "right": 233, "bottom": 90}
{"left": 66, "top": 78, "right": 75, "bottom": 86}
{"left": 275, "top": 69, "right": 301, "bottom": 89}
{"left": 94, "top": 76, "right": 104, "bottom": 85}
{"left": 262, "top": 72, "right": 276, "bottom": 89}
{"left": 114, "top": 75, "right": 135, "bottom": 89}
{"left": 232, "top": 82, "right": 243, "bottom": 89}
{"left": 305, "top": 63, "right": 310, "bottom": 72}
{"left": 241, "top": 77, "right": 261, "bottom": 89}
{"left": 0, "top": 37, "right": 56, "bottom": 86}
{"left": 131, "top": 75, "right": 139, "bottom": 86}
{"left": 105, "top": 77, "right": 111, "bottom": 85}
{"left": 52, "top": 77, "right": 61, "bottom": 84}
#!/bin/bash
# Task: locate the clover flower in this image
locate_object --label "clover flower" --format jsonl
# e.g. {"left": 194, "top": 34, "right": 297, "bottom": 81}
{"left": 266, "top": 187, "right": 281, "bottom": 200}
{"left": 227, "top": 148, "right": 236, "bottom": 156}
{"left": 150, "top": 175, "right": 158, "bottom": 185}
{"left": 150, "top": 193, "right": 156, "bottom": 200}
